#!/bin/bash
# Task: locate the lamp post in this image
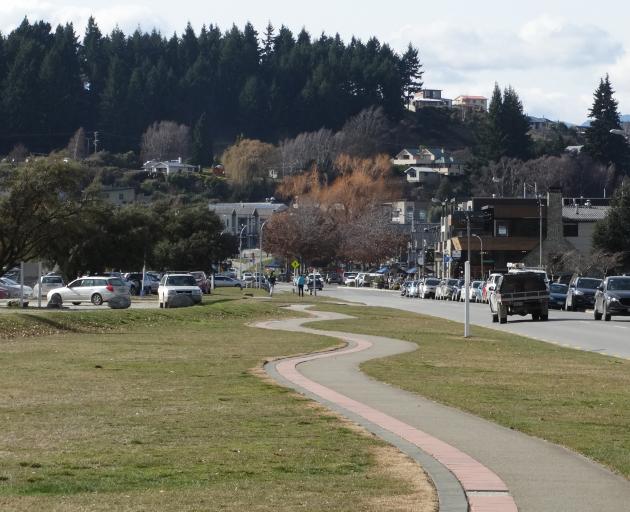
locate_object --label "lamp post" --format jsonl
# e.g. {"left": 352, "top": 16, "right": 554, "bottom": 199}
{"left": 472, "top": 234, "right": 483, "bottom": 280}
{"left": 238, "top": 224, "right": 247, "bottom": 280}
{"left": 258, "top": 220, "right": 268, "bottom": 289}
{"left": 538, "top": 195, "right": 543, "bottom": 268}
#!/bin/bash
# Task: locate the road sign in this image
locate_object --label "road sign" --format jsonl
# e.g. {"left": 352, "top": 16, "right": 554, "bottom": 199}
{"left": 451, "top": 250, "right": 462, "bottom": 259}
{"left": 443, "top": 255, "right": 451, "bottom": 263}
{"left": 291, "top": 260, "right": 300, "bottom": 270}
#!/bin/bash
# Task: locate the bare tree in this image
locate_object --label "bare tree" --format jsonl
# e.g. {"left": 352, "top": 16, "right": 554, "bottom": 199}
{"left": 66, "top": 128, "right": 88, "bottom": 160}
{"left": 334, "top": 106, "right": 390, "bottom": 158}
{"left": 140, "top": 121, "right": 192, "bottom": 163}
{"left": 279, "top": 128, "right": 337, "bottom": 173}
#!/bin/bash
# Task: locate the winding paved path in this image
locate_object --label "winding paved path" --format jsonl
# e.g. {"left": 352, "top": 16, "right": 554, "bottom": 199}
{"left": 257, "top": 305, "right": 630, "bottom": 512}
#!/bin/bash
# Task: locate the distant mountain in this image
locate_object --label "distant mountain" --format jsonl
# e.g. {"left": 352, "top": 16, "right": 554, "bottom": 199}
{"left": 581, "top": 114, "right": 630, "bottom": 127}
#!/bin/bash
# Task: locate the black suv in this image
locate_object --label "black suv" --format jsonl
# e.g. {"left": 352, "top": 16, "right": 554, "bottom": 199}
{"left": 594, "top": 276, "right": 630, "bottom": 321}
{"left": 565, "top": 276, "right": 602, "bottom": 311}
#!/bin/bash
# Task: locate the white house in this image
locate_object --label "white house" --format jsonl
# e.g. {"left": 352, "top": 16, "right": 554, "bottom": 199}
{"left": 392, "top": 147, "right": 465, "bottom": 176}
{"left": 403, "top": 166, "right": 441, "bottom": 184}
{"left": 143, "top": 157, "right": 199, "bottom": 177}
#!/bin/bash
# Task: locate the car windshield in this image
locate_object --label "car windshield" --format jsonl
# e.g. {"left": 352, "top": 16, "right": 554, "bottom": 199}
{"left": 0, "top": 277, "right": 18, "bottom": 285}
{"left": 473, "top": 281, "right": 482, "bottom": 288}
{"left": 447, "top": 279, "right": 458, "bottom": 286}
{"left": 166, "top": 275, "right": 197, "bottom": 286}
{"left": 43, "top": 277, "right": 63, "bottom": 284}
{"left": 608, "top": 278, "right": 630, "bottom": 291}
{"left": 577, "top": 278, "right": 601, "bottom": 289}
{"left": 551, "top": 283, "right": 568, "bottom": 293}
{"left": 426, "top": 279, "right": 440, "bottom": 285}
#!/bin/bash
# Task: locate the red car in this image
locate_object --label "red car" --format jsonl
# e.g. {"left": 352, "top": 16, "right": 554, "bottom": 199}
{"left": 0, "top": 286, "right": 8, "bottom": 299}
{"left": 190, "top": 271, "right": 210, "bottom": 294}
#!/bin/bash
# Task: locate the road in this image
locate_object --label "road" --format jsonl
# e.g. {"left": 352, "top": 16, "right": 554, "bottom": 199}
{"left": 317, "top": 285, "right": 630, "bottom": 359}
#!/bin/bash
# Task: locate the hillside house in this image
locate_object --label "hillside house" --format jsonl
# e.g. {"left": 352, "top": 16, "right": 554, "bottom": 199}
{"left": 143, "top": 158, "right": 199, "bottom": 177}
{"left": 393, "top": 147, "right": 465, "bottom": 177}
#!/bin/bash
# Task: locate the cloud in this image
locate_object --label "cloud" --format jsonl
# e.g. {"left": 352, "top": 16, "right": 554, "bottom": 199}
{"left": 391, "top": 15, "right": 623, "bottom": 73}
{"left": 0, "top": 1, "right": 172, "bottom": 36}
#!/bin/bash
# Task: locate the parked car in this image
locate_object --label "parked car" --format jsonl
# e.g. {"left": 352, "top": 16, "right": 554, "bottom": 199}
{"left": 420, "top": 278, "right": 440, "bottom": 299}
{"left": 468, "top": 281, "right": 484, "bottom": 302}
{"left": 437, "top": 279, "right": 459, "bottom": 300}
{"left": 190, "top": 271, "right": 210, "bottom": 293}
{"left": 343, "top": 272, "right": 358, "bottom": 286}
{"left": 594, "top": 276, "right": 630, "bottom": 321}
{"left": 31, "top": 274, "right": 65, "bottom": 297}
{"left": 307, "top": 274, "right": 323, "bottom": 291}
{"left": 565, "top": 276, "right": 602, "bottom": 311}
{"left": 407, "top": 280, "right": 418, "bottom": 298}
{"left": 400, "top": 280, "right": 411, "bottom": 297}
{"left": 0, "top": 277, "right": 33, "bottom": 298}
{"left": 123, "top": 272, "right": 159, "bottom": 295}
{"left": 213, "top": 275, "right": 243, "bottom": 289}
{"left": 242, "top": 272, "right": 255, "bottom": 283}
{"left": 158, "top": 273, "right": 203, "bottom": 308}
{"left": 549, "top": 283, "right": 569, "bottom": 309}
{"left": 47, "top": 276, "right": 130, "bottom": 307}
{"left": 483, "top": 273, "right": 503, "bottom": 303}
{"left": 451, "top": 279, "right": 465, "bottom": 301}
{"left": 325, "top": 272, "right": 342, "bottom": 284}
{"left": 0, "top": 285, "right": 8, "bottom": 299}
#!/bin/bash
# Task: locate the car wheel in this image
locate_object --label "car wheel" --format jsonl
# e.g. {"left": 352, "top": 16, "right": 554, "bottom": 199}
{"left": 541, "top": 314, "right": 548, "bottom": 321}
{"left": 50, "top": 293, "right": 63, "bottom": 306}
{"left": 532, "top": 313, "right": 540, "bottom": 321}
{"left": 594, "top": 306, "right": 602, "bottom": 320}
{"left": 159, "top": 302, "right": 164, "bottom": 309}
{"left": 91, "top": 293, "right": 103, "bottom": 306}
{"left": 604, "top": 303, "right": 611, "bottom": 321}
{"left": 499, "top": 315, "right": 507, "bottom": 324}
{"left": 492, "top": 313, "right": 498, "bottom": 323}
{"left": 72, "top": 302, "right": 81, "bottom": 306}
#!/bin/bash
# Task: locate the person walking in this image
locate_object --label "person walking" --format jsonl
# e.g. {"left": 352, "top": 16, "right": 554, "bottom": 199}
{"left": 297, "top": 274, "right": 305, "bottom": 297}
{"left": 268, "top": 272, "right": 276, "bottom": 297}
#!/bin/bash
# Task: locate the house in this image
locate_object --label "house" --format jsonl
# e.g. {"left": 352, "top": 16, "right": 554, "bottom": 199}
{"left": 392, "top": 147, "right": 465, "bottom": 177}
{"left": 208, "top": 200, "right": 288, "bottom": 250}
{"left": 100, "top": 187, "right": 136, "bottom": 206}
{"left": 453, "top": 95, "right": 488, "bottom": 117}
{"left": 143, "top": 157, "right": 199, "bottom": 177}
{"left": 528, "top": 116, "right": 556, "bottom": 131}
{"left": 403, "top": 166, "right": 441, "bottom": 185}
{"left": 558, "top": 197, "right": 610, "bottom": 258}
{"left": 408, "top": 89, "right": 452, "bottom": 111}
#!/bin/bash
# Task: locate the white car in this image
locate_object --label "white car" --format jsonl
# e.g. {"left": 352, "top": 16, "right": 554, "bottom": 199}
{"left": 158, "top": 273, "right": 203, "bottom": 308}
{"left": 241, "top": 272, "right": 254, "bottom": 282}
{"left": 32, "top": 274, "right": 65, "bottom": 297}
{"left": 47, "top": 276, "right": 130, "bottom": 307}
{"left": 343, "top": 272, "right": 358, "bottom": 286}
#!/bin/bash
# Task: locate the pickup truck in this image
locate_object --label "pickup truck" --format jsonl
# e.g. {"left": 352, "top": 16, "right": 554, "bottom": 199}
{"left": 489, "top": 272, "right": 549, "bottom": 324}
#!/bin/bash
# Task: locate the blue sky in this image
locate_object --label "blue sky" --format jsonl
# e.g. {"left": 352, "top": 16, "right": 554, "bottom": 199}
{"left": 2, "top": 0, "right": 629, "bottom": 124}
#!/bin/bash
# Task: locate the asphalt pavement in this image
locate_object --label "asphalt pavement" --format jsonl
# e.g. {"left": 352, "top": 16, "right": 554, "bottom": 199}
{"left": 316, "top": 285, "right": 630, "bottom": 359}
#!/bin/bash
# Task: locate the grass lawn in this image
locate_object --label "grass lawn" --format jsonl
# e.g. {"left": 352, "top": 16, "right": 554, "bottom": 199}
{"left": 310, "top": 303, "right": 630, "bottom": 479}
{"left": 0, "top": 290, "right": 436, "bottom": 511}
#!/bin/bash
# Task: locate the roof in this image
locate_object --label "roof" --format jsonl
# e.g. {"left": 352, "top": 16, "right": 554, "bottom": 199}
{"left": 562, "top": 205, "right": 609, "bottom": 222}
{"left": 528, "top": 116, "right": 553, "bottom": 123}
{"left": 404, "top": 166, "right": 440, "bottom": 174}
{"left": 455, "top": 95, "right": 487, "bottom": 100}
{"left": 208, "top": 202, "right": 288, "bottom": 216}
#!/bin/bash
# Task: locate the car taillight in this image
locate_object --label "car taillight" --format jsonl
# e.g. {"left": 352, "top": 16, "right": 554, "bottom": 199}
{"left": 106, "top": 284, "right": 114, "bottom": 292}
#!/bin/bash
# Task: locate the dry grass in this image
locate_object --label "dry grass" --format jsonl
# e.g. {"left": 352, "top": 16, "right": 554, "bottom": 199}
{"left": 0, "top": 292, "right": 436, "bottom": 511}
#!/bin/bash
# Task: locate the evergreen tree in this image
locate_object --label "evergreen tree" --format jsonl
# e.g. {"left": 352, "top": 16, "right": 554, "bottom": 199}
{"left": 593, "top": 181, "right": 630, "bottom": 269}
{"left": 584, "top": 75, "right": 629, "bottom": 180}
{"left": 501, "top": 86, "right": 531, "bottom": 160}
{"left": 191, "top": 113, "right": 213, "bottom": 166}
{"left": 399, "top": 43, "right": 423, "bottom": 106}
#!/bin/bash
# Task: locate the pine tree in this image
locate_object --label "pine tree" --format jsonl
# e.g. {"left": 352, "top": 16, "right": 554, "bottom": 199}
{"left": 191, "top": 113, "right": 213, "bottom": 166}
{"left": 501, "top": 86, "right": 531, "bottom": 160}
{"left": 584, "top": 75, "right": 629, "bottom": 179}
{"left": 399, "top": 44, "right": 423, "bottom": 106}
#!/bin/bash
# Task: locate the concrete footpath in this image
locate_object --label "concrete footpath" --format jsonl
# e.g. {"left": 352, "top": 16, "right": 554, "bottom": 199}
{"left": 257, "top": 305, "right": 630, "bottom": 512}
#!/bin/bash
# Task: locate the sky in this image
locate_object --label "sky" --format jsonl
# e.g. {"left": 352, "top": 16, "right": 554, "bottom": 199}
{"left": 2, "top": 0, "right": 629, "bottom": 124}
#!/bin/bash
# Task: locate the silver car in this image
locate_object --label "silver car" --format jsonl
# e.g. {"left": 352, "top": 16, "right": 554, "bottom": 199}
{"left": 0, "top": 277, "right": 34, "bottom": 298}
{"left": 47, "top": 276, "right": 131, "bottom": 307}
{"left": 32, "top": 275, "right": 65, "bottom": 297}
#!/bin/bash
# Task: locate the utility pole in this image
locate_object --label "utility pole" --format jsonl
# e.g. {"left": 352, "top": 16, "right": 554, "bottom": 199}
{"left": 539, "top": 195, "right": 543, "bottom": 268}
{"left": 464, "top": 210, "right": 471, "bottom": 338}
{"left": 93, "top": 131, "right": 100, "bottom": 153}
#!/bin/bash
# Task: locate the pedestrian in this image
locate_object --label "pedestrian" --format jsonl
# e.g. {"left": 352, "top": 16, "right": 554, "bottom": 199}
{"left": 297, "top": 274, "right": 305, "bottom": 297}
{"left": 268, "top": 272, "right": 276, "bottom": 297}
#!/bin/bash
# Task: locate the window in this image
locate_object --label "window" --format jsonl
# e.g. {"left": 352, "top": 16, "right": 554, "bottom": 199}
{"left": 497, "top": 223, "right": 508, "bottom": 236}
{"left": 563, "top": 223, "right": 579, "bottom": 237}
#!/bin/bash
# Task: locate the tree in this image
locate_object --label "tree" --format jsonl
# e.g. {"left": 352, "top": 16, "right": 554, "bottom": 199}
{"left": 66, "top": 127, "right": 88, "bottom": 159}
{"left": 191, "top": 113, "right": 213, "bottom": 166}
{"left": 593, "top": 181, "right": 630, "bottom": 269}
{"left": 140, "top": 120, "right": 191, "bottom": 163}
{"left": 399, "top": 44, "right": 423, "bottom": 107}
{"left": 0, "top": 159, "right": 86, "bottom": 275}
{"left": 583, "top": 75, "right": 629, "bottom": 181}
{"left": 221, "top": 138, "right": 279, "bottom": 185}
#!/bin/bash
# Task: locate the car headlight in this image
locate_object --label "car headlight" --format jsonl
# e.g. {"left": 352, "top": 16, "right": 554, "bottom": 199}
{"left": 574, "top": 290, "right": 584, "bottom": 296}
{"left": 608, "top": 296, "right": 619, "bottom": 303}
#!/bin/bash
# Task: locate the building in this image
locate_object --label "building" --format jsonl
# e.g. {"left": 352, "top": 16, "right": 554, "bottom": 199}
{"left": 392, "top": 147, "right": 465, "bottom": 177}
{"left": 528, "top": 116, "right": 556, "bottom": 131}
{"left": 143, "top": 158, "right": 200, "bottom": 177}
{"left": 432, "top": 191, "right": 610, "bottom": 279}
{"left": 208, "top": 201, "right": 288, "bottom": 250}
{"left": 453, "top": 95, "right": 488, "bottom": 115}
{"left": 100, "top": 187, "right": 136, "bottom": 206}
{"left": 408, "top": 89, "right": 452, "bottom": 111}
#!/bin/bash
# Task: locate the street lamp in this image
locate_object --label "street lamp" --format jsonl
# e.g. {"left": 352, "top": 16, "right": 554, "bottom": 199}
{"left": 258, "top": 220, "right": 268, "bottom": 289}
{"left": 238, "top": 224, "right": 247, "bottom": 280}
{"left": 472, "top": 234, "right": 483, "bottom": 280}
